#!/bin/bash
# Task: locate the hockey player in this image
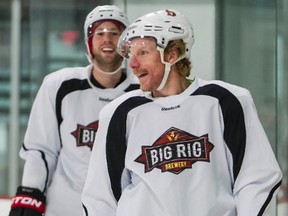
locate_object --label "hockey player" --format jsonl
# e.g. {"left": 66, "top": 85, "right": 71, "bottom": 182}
{"left": 81, "top": 9, "right": 282, "bottom": 216}
{"left": 8, "top": 5, "right": 139, "bottom": 216}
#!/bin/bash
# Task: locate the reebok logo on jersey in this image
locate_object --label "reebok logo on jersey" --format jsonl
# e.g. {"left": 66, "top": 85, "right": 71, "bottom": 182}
{"left": 99, "top": 97, "right": 113, "bottom": 102}
{"left": 71, "top": 121, "right": 99, "bottom": 150}
{"left": 161, "top": 105, "right": 180, "bottom": 111}
{"left": 135, "top": 127, "right": 214, "bottom": 174}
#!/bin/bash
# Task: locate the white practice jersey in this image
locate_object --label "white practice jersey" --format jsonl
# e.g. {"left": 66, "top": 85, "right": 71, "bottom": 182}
{"left": 19, "top": 64, "right": 139, "bottom": 216}
{"left": 82, "top": 77, "right": 282, "bottom": 216}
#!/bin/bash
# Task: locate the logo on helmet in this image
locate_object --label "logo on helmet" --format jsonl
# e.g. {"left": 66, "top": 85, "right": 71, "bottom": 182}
{"left": 165, "top": 9, "right": 176, "bottom": 17}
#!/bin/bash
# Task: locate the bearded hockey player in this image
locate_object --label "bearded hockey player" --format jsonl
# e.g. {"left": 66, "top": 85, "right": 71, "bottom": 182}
{"left": 9, "top": 5, "right": 139, "bottom": 216}
{"left": 81, "top": 9, "right": 282, "bottom": 216}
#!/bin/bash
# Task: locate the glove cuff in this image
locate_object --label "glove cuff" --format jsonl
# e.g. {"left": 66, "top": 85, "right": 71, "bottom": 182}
{"left": 10, "top": 186, "right": 46, "bottom": 213}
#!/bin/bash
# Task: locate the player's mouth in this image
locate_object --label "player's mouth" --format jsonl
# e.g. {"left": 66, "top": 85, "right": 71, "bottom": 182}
{"left": 101, "top": 47, "right": 115, "bottom": 53}
{"left": 135, "top": 71, "right": 148, "bottom": 80}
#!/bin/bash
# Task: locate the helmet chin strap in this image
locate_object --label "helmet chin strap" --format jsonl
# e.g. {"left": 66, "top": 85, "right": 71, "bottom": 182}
{"left": 85, "top": 53, "right": 124, "bottom": 75}
{"left": 85, "top": 52, "right": 93, "bottom": 64}
{"left": 93, "top": 63, "right": 123, "bottom": 75}
{"left": 156, "top": 47, "right": 185, "bottom": 91}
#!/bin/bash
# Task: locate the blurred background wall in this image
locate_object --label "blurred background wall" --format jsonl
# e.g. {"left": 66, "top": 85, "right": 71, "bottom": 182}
{"left": 0, "top": 0, "right": 287, "bottom": 215}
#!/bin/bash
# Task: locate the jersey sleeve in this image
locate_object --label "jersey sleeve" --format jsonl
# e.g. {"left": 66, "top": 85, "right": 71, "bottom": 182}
{"left": 19, "top": 76, "right": 61, "bottom": 193}
{"left": 82, "top": 107, "right": 118, "bottom": 216}
{"left": 232, "top": 90, "right": 282, "bottom": 215}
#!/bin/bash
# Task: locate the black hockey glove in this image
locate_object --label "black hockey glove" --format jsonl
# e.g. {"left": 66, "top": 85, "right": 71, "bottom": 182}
{"left": 9, "top": 186, "right": 46, "bottom": 216}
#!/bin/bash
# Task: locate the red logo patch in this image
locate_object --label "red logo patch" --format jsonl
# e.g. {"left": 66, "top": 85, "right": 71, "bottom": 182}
{"left": 71, "top": 121, "right": 99, "bottom": 150}
{"left": 135, "top": 127, "right": 214, "bottom": 174}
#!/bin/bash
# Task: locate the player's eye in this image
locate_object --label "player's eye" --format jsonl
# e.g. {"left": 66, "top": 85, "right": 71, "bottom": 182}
{"left": 137, "top": 50, "right": 149, "bottom": 57}
{"left": 112, "top": 32, "right": 120, "bottom": 36}
{"left": 94, "top": 31, "right": 104, "bottom": 36}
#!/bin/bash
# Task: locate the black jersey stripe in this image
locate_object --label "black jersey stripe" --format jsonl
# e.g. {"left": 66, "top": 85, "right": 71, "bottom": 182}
{"left": 22, "top": 143, "right": 50, "bottom": 193}
{"left": 82, "top": 203, "right": 88, "bottom": 216}
{"left": 55, "top": 79, "right": 138, "bottom": 126}
{"left": 124, "top": 83, "right": 140, "bottom": 92}
{"left": 191, "top": 84, "right": 246, "bottom": 181}
{"left": 55, "top": 79, "right": 91, "bottom": 148}
{"left": 106, "top": 84, "right": 246, "bottom": 200}
{"left": 257, "top": 180, "right": 282, "bottom": 215}
{"left": 106, "top": 96, "right": 152, "bottom": 201}
{"left": 20, "top": 79, "right": 91, "bottom": 192}
{"left": 55, "top": 79, "right": 91, "bottom": 127}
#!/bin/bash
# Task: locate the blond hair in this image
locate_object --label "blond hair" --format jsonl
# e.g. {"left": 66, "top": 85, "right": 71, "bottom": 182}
{"left": 165, "top": 39, "right": 192, "bottom": 77}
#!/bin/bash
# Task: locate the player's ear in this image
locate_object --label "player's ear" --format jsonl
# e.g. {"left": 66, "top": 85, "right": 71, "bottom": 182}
{"left": 164, "top": 48, "right": 179, "bottom": 64}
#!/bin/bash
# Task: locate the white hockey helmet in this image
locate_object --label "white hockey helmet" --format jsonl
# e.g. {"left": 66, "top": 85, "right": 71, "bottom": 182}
{"left": 117, "top": 9, "right": 195, "bottom": 60}
{"left": 84, "top": 5, "right": 129, "bottom": 62}
{"left": 117, "top": 9, "right": 195, "bottom": 90}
